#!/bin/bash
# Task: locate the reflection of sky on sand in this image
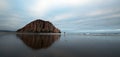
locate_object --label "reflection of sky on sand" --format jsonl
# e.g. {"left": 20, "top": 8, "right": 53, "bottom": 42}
{"left": 0, "top": 33, "right": 120, "bottom": 57}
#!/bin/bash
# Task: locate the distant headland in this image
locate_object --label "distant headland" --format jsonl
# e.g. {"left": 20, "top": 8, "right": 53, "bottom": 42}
{"left": 17, "top": 19, "right": 61, "bottom": 33}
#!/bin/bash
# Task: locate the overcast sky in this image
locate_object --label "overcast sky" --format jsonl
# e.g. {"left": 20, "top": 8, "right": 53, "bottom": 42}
{"left": 0, "top": 0, "right": 120, "bottom": 32}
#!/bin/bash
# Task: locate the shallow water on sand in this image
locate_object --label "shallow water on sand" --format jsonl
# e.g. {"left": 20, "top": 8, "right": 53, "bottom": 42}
{"left": 0, "top": 33, "right": 120, "bottom": 57}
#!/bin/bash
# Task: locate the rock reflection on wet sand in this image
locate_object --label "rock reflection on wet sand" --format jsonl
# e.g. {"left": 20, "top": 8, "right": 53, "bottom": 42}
{"left": 17, "top": 34, "right": 61, "bottom": 50}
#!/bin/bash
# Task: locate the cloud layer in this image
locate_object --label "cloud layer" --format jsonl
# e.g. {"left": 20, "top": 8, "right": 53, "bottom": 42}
{"left": 0, "top": 0, "right": 120, "bottom": 32}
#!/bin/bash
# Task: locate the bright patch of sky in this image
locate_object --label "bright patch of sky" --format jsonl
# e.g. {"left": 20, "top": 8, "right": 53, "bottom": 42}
{"left": 0, "top": 0, "right": 120, "bottom": 32}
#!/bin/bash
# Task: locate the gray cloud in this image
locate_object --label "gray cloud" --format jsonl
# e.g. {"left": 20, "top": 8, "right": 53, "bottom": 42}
{"left": 0, "top": 0, "right": 120, "bottom": 32}
{"left": 0, "top": 13, "right": 23, "bottom": 30}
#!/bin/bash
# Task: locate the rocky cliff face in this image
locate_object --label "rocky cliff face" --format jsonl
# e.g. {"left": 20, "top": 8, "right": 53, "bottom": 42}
{"left": 17, "top": 19, "right": 61, "bottom": 33}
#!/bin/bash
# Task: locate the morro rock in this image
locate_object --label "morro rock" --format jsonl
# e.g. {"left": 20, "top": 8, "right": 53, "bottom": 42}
{"left": 17, "top": 19, "right": 61, "bottom": 33}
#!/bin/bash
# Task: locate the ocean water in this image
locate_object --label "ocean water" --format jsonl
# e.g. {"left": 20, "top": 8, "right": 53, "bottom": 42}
{"left": 0, "top": 32, "right": 120, "bottom": 57}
